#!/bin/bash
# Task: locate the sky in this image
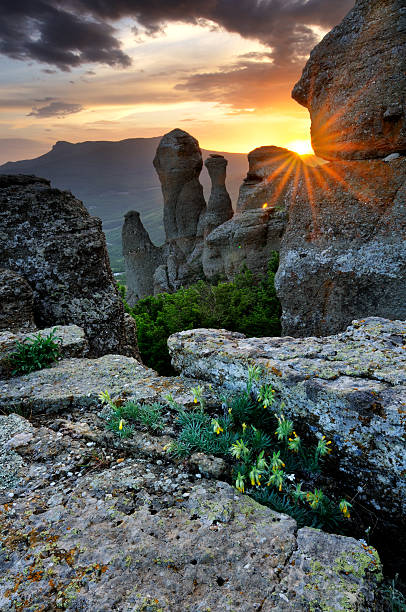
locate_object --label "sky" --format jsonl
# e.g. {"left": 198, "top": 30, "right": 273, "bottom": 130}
{"left": 0, "top": 0, "right": 354, "bottom": 162}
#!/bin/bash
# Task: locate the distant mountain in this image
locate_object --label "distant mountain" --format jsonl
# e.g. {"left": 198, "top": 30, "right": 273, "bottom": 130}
{"left": 0, "top": 138, "right": 248, "bottom": 273}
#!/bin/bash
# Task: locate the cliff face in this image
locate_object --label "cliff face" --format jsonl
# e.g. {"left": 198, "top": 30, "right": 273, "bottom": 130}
{"left": 0, "top": 174, "right": 139, "bottom": 358}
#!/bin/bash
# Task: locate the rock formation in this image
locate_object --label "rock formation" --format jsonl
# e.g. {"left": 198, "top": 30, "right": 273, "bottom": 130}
{"left": 0, "top": 330, "right": 384, "bottom": 608}
{"left": 168, "top": 317, "right": 406, "bottom": 574}
{"left": 276, "top": 156, "right": 406, "bottom": 335}
{"left": 292, "top": 0, "right": 406, "bottom": 160}
{"left": 200, "top": 154, "right": 233, "bottom": 236}
{"left": 0, "top": 174, "right": 139, "bottom": 358}
{"left": 124, "top": 0, "right": 405, "bottom": 339}
{"left": 123, "top": 129, "right": 236, "bottom": 303}
{"left": 276, "top": 0, "right": 406, "bottom": 336}
{"left": 122, "top": 211, "right": 164, "bottom": 304}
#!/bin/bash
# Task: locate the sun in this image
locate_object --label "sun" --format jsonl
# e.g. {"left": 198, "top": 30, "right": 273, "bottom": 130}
{"left": 286, "top": 140, "right": 314, "bottom": 155}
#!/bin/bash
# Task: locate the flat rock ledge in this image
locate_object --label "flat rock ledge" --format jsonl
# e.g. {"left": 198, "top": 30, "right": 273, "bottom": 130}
{"left": 0, "top": 324, "right": 88, "bottom": 376}
{"left": 168, "top": 318, "right": 406, "bottom": 526}
{"left": 0, "top": 414, "right": 382, "bottom": 611}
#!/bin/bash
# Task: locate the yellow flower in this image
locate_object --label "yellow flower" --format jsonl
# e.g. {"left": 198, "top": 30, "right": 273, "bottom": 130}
{"left": 242, "top": 422, "right": 247, "bottom": 432}
{"left": 228, "top": 408, "right": 232, "bottom": 414}
{"left": 194, "top": 398, "right": 198, "bottom": 404}
{"left": 118, "top": 419, "right": 124, "bottom": 431}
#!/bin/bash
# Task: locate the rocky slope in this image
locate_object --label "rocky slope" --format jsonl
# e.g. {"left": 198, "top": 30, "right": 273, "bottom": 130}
{"left": 0, "top": 324, "right": 384, "bottom": 610}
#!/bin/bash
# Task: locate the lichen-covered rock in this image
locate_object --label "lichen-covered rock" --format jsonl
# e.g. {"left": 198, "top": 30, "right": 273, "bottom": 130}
{"left": 0, "top": 268, "right": 35, "bottom": 332}
{"left": 0, "top": 324, "right": 88, "bottom": 376}
{"left": 168, "top": 318, "right": 406, "bottom": 548}
{"left": 0, "top": 411, "right": 382, "bottom": 610}
{"left": 275, "top": 157, "right": 406, "bottom": 336}
{"left": 292, "top": 0, "right": 406, "bottom": 159}
{"left": 0, "top": 174, "right": 138, "bottom": 357}
{"left": 0, "top": 352, "right": 221, "bottom": 415}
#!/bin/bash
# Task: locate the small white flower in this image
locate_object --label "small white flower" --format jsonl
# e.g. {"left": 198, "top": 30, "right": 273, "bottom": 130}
{"left": 286, "top": 473, "right": 295, "bottom": 482}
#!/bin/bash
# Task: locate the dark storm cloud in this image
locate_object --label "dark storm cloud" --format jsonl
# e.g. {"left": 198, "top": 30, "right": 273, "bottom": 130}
{"left": 0, "top": 0, "right": 131, "bottom": 71}
{"left": 28, "top": 101, "right": 83, "bottom": 117}
{"left": 0, "top": 0, "right": 354, "bottom": 70}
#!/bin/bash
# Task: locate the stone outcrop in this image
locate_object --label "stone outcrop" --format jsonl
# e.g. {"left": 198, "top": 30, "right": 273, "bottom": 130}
{"left": 275, "top": 156, "right": 406, "bottom": 336}
{"left": 200, "top": 154, "right": 233, "bottom": 236}
{"left": 292, "top": 0, "right": 406, "bottom": 160}
{"left": 168, "top": 317, "right": 406, "bottom": 575}
{"left": 0, "top": 268, "right": 35, "bottom": 332}
{"left": 0, "top": 351, "right": 383, "bottom": 610}
{"left": 122, "top": 210, "right": 164, "bottom": 304}
{"left": 0, "top": 174, "right": 138, "bottom": 358}
{"left": 0, "top": 324, "right": 88, "bottom": 377}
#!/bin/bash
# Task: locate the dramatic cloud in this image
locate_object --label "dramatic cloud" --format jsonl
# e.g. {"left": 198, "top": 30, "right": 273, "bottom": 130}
{"left": 0, "top": 0, "right": 354, "bottom": 70}
{"left": 28, "top": 101, "right": 83, "bottom": 118}
{"left": 0, "top": 0, "right": 131, "bottom": 71}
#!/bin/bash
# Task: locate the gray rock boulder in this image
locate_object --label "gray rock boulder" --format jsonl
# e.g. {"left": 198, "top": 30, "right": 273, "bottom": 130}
{"left": 0, "top": 413, "right": 382, "bottom": 610}
{"left": 292, "top": 0, "right": 406, "bottom": 160}
{"left": 275, "top": 157, "right": 406, "bottom": 336}
{"left": 0, "top": 174, "right": 138, "bottom": 357}
{"left": 168, "top": 317, "right": 406, "bottom": 565}
{"left": 0, "top": 268, "right": 35, "bottom": 332}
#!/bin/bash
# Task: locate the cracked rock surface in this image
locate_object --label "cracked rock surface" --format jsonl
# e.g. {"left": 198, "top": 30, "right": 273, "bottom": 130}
{"left": 169, "top": 317, "right": 406, "bottom": 571}
{"left": 0, "top": 408, "right": 382, "bottom": 611}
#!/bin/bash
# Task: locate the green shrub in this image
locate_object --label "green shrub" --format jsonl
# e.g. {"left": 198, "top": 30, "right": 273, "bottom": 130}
{"left": 123, "top": 253, "right": 281, "bottom": 375}
{"left": 9, "top": 329, "right": 62, "bottom": 376}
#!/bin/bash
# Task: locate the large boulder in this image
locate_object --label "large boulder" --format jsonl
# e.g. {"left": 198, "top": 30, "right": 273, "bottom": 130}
{"left": 168, "top": 317, "right": 406, "bottom": 573}
{"left": 275, "top": 157, "right": 406, "bottom": 336}
{"left": 292, "top": 0, "right": 406, "bottom": 160}
{"left": 0, "top": 174, "right": 138, "bottom": 357}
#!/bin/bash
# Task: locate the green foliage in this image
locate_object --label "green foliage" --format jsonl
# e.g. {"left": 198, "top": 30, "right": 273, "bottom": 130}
{"left": 379, "top": 575, "right": 406, "bottom": 612}
{"left": 125, "top": 253, "right": 281, "bottom": 374}
{"left": 99, "top": 392, "right": 165, "bottom": 436}
{"left": 166, "top": 373, "right": 347, "bottom": 533}
{"left": 8, "top": 329, "right": 62, "bottom": 375}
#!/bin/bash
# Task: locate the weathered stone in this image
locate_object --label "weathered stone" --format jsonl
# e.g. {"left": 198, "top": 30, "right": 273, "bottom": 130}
{"left": 237, "top": 146, "right": 302, "bottom": 212}
{"left": 0, "top": 324, "right": 88, "bottom": 376}
{"left": 153, "top": 128, "right": 206, "bottom": 244}
{"left": 0, "top": 353, "right": 218, "bottom": 415}
{"left": 122, "top": 210, "right": 164, "bottom": 304}
{"left": 292, "top": 0, "right": 406, "bottom": 160}
{"left": 275, "top": 157, "right": 406, "bottom": 336}
{"left": 0, "top": 268, "right": 35, "bottom": 332}
{"left": 0, "top": 411, "right": 382, "bottom": 611}
{"left": 0, "top": 174, "right": 138, "bottom": 357}
{"left": 203, "top": 207, "right": 287, "bottom": 281}
{"left": 200, "top": 154, "right": 233, "bottom": 237}
{"left": 168, "top": 318, "right": 406, "bottom": 535}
